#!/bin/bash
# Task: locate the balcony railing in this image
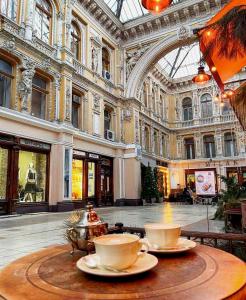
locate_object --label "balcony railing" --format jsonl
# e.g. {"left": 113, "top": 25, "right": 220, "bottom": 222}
{"left": 73, "top": 59, "right": 84, "bottom": 76}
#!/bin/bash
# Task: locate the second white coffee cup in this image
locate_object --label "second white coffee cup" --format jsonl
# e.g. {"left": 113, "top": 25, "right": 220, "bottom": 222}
{"left": 144, "top": 223, "right": 181, "bottom": 249}
{"left": 93, "top": 233, "right": 148, "bottom": 270}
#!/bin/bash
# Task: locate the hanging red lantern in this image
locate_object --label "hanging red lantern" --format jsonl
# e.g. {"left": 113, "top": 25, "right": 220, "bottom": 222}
{"left": 192, "top": 66, "right": 211, "bottom": 85}
{"left": 142, "top": 0, "right": 172, "bottom": 14}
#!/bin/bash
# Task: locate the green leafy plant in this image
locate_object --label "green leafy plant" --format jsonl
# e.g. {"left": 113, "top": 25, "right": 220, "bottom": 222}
{"left": 214, "top": 175, "right": 243, "bottom": 219}
{"left": 141, "top": 164, "right": 160, "bottom": 203}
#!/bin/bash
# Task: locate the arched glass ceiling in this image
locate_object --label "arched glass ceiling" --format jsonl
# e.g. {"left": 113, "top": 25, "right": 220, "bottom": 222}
{"left": 158, "top": 43, "right": 209, "bottom": 79}
{"left": 104, "top": 0, "right": 148, "bottom": 23}
{"left": 104, "top": 0, "right": 185, "bottom": 23}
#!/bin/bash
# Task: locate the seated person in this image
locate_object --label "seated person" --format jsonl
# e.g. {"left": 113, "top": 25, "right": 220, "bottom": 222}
{"left": 182, "top": 187, "right": 193, "bottom": 204}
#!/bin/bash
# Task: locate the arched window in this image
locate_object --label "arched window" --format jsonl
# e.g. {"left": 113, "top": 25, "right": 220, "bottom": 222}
{"left": 182, "top": 97, "right": 193, "bottom": 121}
{"left": 102, "top": 47, "right": 110, "bottom": 73}
{"left": 0, "top": 0, "right": 18, "bottom": 21}
{"left": 201, "top": 93, "right": 212, "bottom": 118}
{"left": 203, "top": 135, "right": 215, "bottom": 158}
{"left": 0, "top": 58, "right": 13, "bottom": 108}
{"left": 35, "top": 0, "right": 52, "bottom": 44}
{"left": 71, "top": 22, "right": 81, "bottom": 61}
{"left": 224, "top": 132, "right": 237, "bottom": 157}
{"left": 161, "top": 134, "right": 166, "bottom": 157}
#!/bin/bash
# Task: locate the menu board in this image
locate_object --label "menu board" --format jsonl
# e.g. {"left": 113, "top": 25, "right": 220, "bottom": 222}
{"left": 195, "top": 171, "right": 216, "bottom": 195}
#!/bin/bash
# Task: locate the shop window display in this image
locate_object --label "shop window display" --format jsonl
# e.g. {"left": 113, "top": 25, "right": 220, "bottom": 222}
{"left": 0, "top": 147, "right": 8, "bottom": 200}
{"left": 88, "top": 162, "right": 95, "bottom": 197}
{"left": 72, "top": 159, "right": 83, "bottom": 200}
{"left": 18, "top": 150, "right": 47, "bottom": 202}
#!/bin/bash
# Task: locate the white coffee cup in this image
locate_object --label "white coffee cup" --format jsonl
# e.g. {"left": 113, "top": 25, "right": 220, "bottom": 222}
{"left": 93, "top": 234, "right": 148, "bottom": 270}
{"left": 144, "top": 223, "right": 181, "bottom": 249}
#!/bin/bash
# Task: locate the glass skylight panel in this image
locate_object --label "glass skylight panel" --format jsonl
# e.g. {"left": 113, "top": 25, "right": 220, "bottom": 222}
{"left": 104, "top": 0, "right": 148, "bottom": 23}
{"left": 158, "top": 43, "right": 209, "bottom": 79}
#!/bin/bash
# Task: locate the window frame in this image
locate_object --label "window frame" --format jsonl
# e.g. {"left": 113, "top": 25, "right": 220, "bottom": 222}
{"left": 71, "top": 21, "right": 81, "bottom": 61}
{"left": 31, "top": 74, "right": 49, "bottom": 120}
{"left": 201, "top": 93, "right": 213, "bottom": 118}
{"left": 0, "top": 0, "right": 18, "bottom": 21}
{"left": 0, "top": 58, "right": 14, "bottom": 109}
{"left": 35, "top": 0, "right": 52, "bottom": 44}
{"left": 203, "top": 135, "right": 216, "bottom": 158}
{"left": 184, "top": 138, "right": 195, "bottom": 159}
{"left": 102, "top": 47, "right": 110, "bottom": 73}
{"left": 71, "top": 91, "right": 81, "bottom": 129}
{"left": 182, "top": 97, "right": 193, "bottom": 121}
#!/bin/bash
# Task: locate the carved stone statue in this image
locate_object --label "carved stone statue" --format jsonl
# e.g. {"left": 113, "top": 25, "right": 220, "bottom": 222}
{"left": 18, "top": 68, "right": 35, "bottom": 112}
{"left": 91, "top": 47, "right": 99, "bottom": 73}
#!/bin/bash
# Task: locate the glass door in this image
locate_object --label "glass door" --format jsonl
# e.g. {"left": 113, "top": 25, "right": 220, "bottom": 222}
{"left": 100, "top": 165, "right": 113, "bottom": 206}
{"left": 88, "top": 162, "right": 96, "bottom": 198}
{"left": 0, "top": 147, "right": 9, "bottom": 214}
{"left": 72, "top": 159, "right": 83, "bottom": 200}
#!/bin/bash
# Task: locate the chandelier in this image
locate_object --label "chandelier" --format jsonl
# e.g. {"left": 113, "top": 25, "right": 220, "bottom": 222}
{"left": 192, "top": 65, "right": 211, "bottom": 85}
{"left": 142, "top": 0, "right": 173, "bottom": 14}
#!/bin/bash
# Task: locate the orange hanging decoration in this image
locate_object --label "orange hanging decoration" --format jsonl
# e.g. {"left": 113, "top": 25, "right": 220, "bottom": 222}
{"left": 142, "top": 0, "right": 172, "bottom": 14}
{"left": 192, "top": 66, "right": 211, "bottom": 85}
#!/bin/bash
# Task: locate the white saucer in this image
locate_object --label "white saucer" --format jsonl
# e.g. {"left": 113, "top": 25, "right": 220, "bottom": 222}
{"left": 76, "top": 253, "right": 158, "bottom": 277}
{"left": 142, "top": 237, "right": 197, "bottom": 254}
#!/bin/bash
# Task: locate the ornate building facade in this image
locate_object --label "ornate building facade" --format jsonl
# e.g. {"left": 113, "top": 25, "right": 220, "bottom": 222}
{"left": 0, "top": 0, "right": 245, "bottom": 214}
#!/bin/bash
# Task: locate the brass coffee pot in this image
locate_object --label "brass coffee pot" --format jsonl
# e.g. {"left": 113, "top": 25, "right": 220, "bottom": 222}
{"left": 65, "top": 203, "right": 108, "bottom": 254}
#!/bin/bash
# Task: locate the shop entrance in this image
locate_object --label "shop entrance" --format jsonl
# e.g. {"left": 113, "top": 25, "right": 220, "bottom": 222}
{"left": 0, "top": 146, "right": 10, "bottom": 214}
{"left": 72, "top": 152, "right": 113, "bottom": 207}
{"left": 100, "top": 158, "right": 113, "bottom": 206}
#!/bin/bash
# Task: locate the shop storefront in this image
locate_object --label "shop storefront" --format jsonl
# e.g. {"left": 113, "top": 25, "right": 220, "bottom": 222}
{"left": 227, "top": 167, "right": 246, "bottom": 186}
{"left": 71, "top": 150, "right": 113, "bottom": 207}
{"left": 0, "top": 133, "right": 50, "bottom": 214}
{"left": 156, "top": 161, "right": 170, "bottom": 199}
{"left": 185, "top": 168, "right": 218, "bottom": 194}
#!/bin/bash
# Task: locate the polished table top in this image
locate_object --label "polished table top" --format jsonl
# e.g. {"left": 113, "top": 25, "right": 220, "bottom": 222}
{"left": 0, "top": 244, "right": 245, "bottom": 300}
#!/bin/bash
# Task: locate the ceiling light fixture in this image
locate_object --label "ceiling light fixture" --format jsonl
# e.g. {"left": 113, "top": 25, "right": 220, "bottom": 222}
{"left": 192, "top": 66, "right": 211, "bottom": 85}
{"left": 142, "top": 0, "right": 172, "bottom": 14}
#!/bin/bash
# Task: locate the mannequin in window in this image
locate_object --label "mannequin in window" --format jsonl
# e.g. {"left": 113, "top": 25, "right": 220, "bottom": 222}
{"left": 23, "top": 163, "right": 37, "bottom": 202}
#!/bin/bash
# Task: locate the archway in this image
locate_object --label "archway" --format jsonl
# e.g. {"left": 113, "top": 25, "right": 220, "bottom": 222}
{"left": 125, "top": 33, "right": 198, "bottom": 99}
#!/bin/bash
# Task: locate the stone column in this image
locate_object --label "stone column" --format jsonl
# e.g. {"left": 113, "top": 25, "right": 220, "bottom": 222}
{"left": 150, "top": 126, "right": 155, "bottom": 154}
{"left": 56, "top": 12, "right": 63, "bottom": 60}
{"left": 54, "top": 74, "right": 61, "bottom": 121}
{"left": 194, "top": 133, "right": 202, "bottom": 158}
{"left": 141, "top": 122, "right": 145, "bottom": 150}
{"left": 24, "top": 0, "right": 35, "bottom": 41}
{"left": 237, "top": 131, "right": 246, "bottom": 156}
{"left": 113, "top": 154, "right": 125, "bottom": 202}
{"left": 215, "top": 129, "right": 223, "bottom": 157}
{"left": 192, "top": 91, "right": 200, "bottom": 125}
{"left": 176, "top": 136, "right": 183, "bottom": 159}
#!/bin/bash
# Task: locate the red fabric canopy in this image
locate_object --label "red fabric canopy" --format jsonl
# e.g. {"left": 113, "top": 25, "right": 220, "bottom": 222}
{"left": 199, "top": 0, "right": 246, "bottom": 90}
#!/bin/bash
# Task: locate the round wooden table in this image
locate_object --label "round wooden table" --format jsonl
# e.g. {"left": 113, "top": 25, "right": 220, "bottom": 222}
{"left": 0, "top": 244, "right": 245, "bottom": 300}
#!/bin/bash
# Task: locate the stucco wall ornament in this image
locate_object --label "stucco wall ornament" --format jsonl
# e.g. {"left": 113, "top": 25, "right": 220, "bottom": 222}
{"left": 126, "top": 43, "right": 151, "bottom": 80}
{"left": 177, "top": 25, "right": 191, "bottom": 40}
{"left": 93, "top": 93, "right": 101, "bottom": 112}
{"left": 1, "top": 37, "right": 16, "bottom": 51}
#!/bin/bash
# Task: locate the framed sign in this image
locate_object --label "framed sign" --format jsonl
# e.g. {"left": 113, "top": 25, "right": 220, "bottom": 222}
{"left": 195, "top": 170, "right": 216, "bottom": 195}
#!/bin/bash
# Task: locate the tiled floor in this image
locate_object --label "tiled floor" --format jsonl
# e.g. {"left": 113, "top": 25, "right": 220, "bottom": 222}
{"left": 0, "top": 203, "right": 222, "bottom": 269}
